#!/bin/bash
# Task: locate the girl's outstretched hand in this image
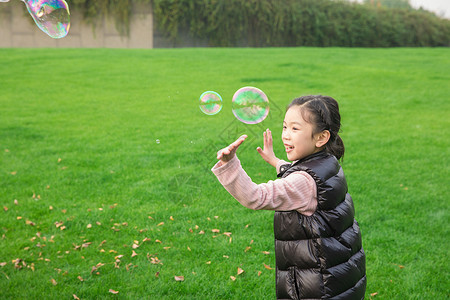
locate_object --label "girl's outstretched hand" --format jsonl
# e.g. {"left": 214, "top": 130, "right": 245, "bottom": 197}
{"left": 217, "top": 135, "right": 248, "bottom": 164}
{"left": 257, "top": 129, "right": 280, "bottom": 168}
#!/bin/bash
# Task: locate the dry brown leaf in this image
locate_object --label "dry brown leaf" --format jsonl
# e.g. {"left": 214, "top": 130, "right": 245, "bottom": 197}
{"left": 262, "top": 251, "right": 270, "bottom": 255}
{"left": 230, "top": 276, "right": 236, "bottom": 281}
{"left": 96, "top": 221, "right": 101, "bottom": 226}
{"left": 257, "top": 271, "right": 262, "bottom": 276}
{"left": 157, "top": 222, "right": 164, "bottom": 226}
{"left": 370, "top": 292, "right": 378, "bottom": 297}
{"left": 198, "top": 230, "right": 205, "bottom": 235}
{"left": 155, "top": 272, "right": 160, "bottom": 278}
{"left": 77, "top": 276, "right": 84, "bottom": 282}
{"left": 49, "top": 206, "right": 53, "bottom": 210}
{"left": 205, "top": 261, "right": 211, "bottom": 265}
{"left": 264, "top": 263, "right": 273, "bottom": 270}
{"left": 244, "top": 246, "right": 251, "bottom": 252}
{"left": 132, "top": 244, "right": 139, "bottom": 249}
{"left": 14, "top": 199, "right": 18, "bottom": 205}
{"left": 170, "top": 216, "right": 174, "bottom": 221}
{"left": 82, "top": 242, "right": 92, "bottom": 248}
{"left": 155, "top": 239, "right": 162, "bottom": 243}
{"left": 212, "top": 229, "right": 220, "bottom": 233}
{"left": 3, "top": 206, "right": 8, "bottom": 212}
{"left": 109, "top": 289, "right": 119, "bottom": 294}
{"left": 50, "top": 278, "right": 57, "bottom": 286}
{"left": 17, "top": 216, "right": 22, "bottom": 220}
{"left": 187, "top": 247, "right": 191, "bottom": 251}
{"left": 87, "top": 224, "right": 92, "bottom": 229}
{"left": 174, "top": 276, "right": 184, "bottom": 282}
{"left": 237, "top": 267, "right": 244, "bottom": 275}
{"left": 73, "top": 294, "right": 80, "bottom": 300}
{"left": 131, "top": 250, "right": 138, "bottom": 257}
{"left": 223, "top": 232, "right": 232, "bottom": 237}
{"left": 143, "top": 237, "right": 151, "bottom": 242}
{"left": 0, "top": 262, "right": 7, "bottom": 267}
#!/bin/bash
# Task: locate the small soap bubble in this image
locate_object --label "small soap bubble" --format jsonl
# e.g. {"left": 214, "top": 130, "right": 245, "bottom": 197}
{"left": 199, "top": 91, "right": 223, "bottom": 116}
{"left": 232, "top": 87, "right": 270, "bottom": 124}
{"left": 156, "top": 139, "right": 160, "bottom": 144}
{"left": 22, "top": 0, "right": 70, "bottom": 38}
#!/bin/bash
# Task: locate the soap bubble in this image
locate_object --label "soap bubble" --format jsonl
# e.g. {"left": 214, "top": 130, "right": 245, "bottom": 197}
{"left": 232, "top": 87, "right": 270, "bottom": 124}
{"left": 23, "top": 0, "right": 70, "bottom": 38}
{"left": 199, "top": 91, "right": 223, "bottom": 116}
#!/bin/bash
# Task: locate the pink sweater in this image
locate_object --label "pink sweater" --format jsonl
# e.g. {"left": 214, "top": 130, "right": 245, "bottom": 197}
{"left": 211, "top": 156, "right": 317, "bottom": 216}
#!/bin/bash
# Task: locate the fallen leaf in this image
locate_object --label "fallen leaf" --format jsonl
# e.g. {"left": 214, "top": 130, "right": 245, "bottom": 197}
{"left": 237, "top": 267, "right": 244, "bottom": 275}
{"left": 155, "top": 239, "right": 162, "bottom": 243}
{"left": 0, "top": 262, "right": 7, "bottom": 267}
{"left": 262, "top": 251, "right": 270, "bottom": 255}
{"left": 170, "top": 216, "right": 174, "bottom": 221}
{"left": 132, "top": 244, "right": 139, "bottom": 249}
{"left": 198, "top": 230, "right": 205, "bottom": 235}
{"left": 257, "top": 271, "right": 262, "bottom": 276}
{"left": 223, "top": 232, "right": 232, "bottom": 237}
{"left": 155, "top": 272, "right": 159, "bottom": 278}
{"left": 212, "top": 229, "right": 220, "bottom": 233}
{"left": 3, "top": 206, "right": 7, "bottom": 212}
{"left": 244, "top": 246, "right": 251, "bottom": 252}
{"left": 230, "top": 276, "right": 236, "bottom": 281}
{"left": 131, "top": 250, "right": 138, "bottom": 257}
{"left": 50, "top": 278, "right": 57, "bottom": 286}
{"left": 205, "top": 261, "right": 211, "bottom": 265}
{"left": 157, "top": 222, "right": 164, "bottom": 226}
{"left": 174, "top": 276, "right": 184, "bottom": 282}
{"left": 370, "top": 292, "right": 378, "bottom": 297}
{"left": 87, "top": 224, "right": 92, "bottom": 229}
{"left": 14, "top": 199, "right": 18, "bottom": 205}
{"left": 109, "top": 289, "right": 119, "bottom": 294}
{"left": 77, "top": 276, "right": 84, "bottom": 281}
{"left": 96, "top": 221, "right": 101, "bottom": 226}
{"left": 73, "top": 294, "right": 80, "bottom": 300}
{"left": 264, "top": 263, "right": 273, "bottom": 270}
{"left": 143, "top": 238, "right": 151, "bottom": 242}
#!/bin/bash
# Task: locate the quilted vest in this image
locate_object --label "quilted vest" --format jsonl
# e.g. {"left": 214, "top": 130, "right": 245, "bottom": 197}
{"left": 275, "top": 151, "right": 366, "bottom": 299}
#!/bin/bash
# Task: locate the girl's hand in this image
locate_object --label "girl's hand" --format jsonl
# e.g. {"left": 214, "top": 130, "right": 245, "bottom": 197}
{"left": 217, "top": 135, "right": 248, "bottom": 164}
{"left": 257, "top": 129, "right": 280, "bottom": 168}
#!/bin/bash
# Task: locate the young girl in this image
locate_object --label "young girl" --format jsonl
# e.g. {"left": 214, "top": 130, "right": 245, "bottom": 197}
{"left": 212, "top": 95, "right": 366, "bottom": 299}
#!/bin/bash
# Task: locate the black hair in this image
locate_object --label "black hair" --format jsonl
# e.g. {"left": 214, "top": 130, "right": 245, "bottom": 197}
{"left": 287, "top": 95, "right": 345, "bottom": 160}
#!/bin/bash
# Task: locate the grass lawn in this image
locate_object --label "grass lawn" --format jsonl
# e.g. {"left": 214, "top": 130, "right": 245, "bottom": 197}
{"left": 0, "top": 47, "right": 449, "bottom": 299}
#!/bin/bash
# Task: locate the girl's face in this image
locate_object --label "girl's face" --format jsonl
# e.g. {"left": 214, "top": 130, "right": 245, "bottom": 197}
{"left": 282, "top": 106, "right": 322, "bottom": 161}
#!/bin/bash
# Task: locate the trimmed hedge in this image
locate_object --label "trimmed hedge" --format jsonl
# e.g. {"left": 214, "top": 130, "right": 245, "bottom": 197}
{"left": 68, "top": 0, "right": 450, "bottom": 47}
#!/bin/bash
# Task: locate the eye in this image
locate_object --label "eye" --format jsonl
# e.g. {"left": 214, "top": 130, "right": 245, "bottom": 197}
{"left": 293, "top": 127, "right": 299, "bottom": 131}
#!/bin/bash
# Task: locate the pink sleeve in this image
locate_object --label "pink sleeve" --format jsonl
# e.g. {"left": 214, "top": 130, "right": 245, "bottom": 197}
{"left": 211, "top": 156, "right": 317, "bottom": 216}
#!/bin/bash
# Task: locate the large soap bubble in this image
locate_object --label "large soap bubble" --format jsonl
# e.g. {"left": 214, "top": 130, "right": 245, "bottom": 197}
{"left": 0, "top": 0, "right": 70, "bottom": 38}
{"left": 232, "top": 86, "right": 270, "bottom": 124}
{"left": 199, "top": 91, "right": 223, "bottom": 115}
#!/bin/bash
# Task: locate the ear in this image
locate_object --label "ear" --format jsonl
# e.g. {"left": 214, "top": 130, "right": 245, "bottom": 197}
{"left": 315, "top": 130, "right": 331, "bottom": 148}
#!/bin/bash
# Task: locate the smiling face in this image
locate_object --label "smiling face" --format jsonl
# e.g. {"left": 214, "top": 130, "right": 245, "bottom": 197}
{"left": 282, "top": 106, "right": 324, "bottom": 161}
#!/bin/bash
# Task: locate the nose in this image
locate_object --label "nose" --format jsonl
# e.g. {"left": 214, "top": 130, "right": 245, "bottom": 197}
{"left": 282, "top": 129, "right": 290, "bottom": 141}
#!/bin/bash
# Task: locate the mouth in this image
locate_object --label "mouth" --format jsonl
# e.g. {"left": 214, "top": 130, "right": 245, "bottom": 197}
{"left": 284, "top": 144, "right": 294, "bottom": 153}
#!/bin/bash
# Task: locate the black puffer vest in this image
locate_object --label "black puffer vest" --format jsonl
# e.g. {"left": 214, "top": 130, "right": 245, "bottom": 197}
{"left": 275, "top": 151, "right": 366, "bottom": 299}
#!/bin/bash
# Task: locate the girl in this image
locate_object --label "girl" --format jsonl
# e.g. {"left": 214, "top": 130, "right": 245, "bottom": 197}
{"left": 212, "top": 95, "right": 366, "bottom": 299}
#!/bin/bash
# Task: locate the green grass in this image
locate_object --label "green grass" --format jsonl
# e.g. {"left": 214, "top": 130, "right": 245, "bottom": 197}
{"left": 0, "top": 47, "right": 449, "bottom": 299}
